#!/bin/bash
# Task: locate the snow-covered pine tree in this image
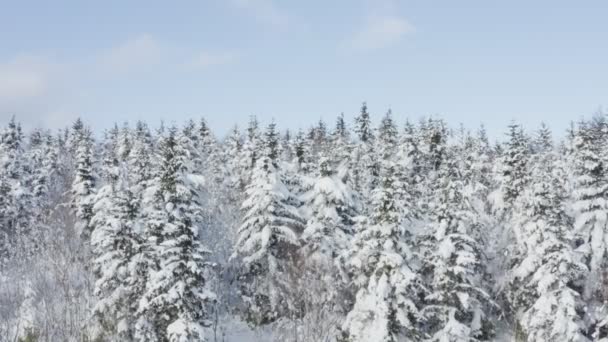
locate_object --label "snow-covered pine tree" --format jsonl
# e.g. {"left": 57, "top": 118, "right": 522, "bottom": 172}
{"left": 234, "top": 122, "right": 305, "bottom": 326}
{"left": 301, "top": 156, "right": 358, "bottom": 262}
{"left": 292, "top": 129, "right": 312, "bottom": 175}
{"left": 420, "top": 152, "right": 495, "bottom": 341}
{"left": 199, "top": 118, "right": 214, "bottom": 159}
{"left": 469, "top": 126, "right": 493, "bottom": 214}
{"left": 118, "top": 123, "right": 132, "bottom": 162}
{"left": 421, "top": 118, "right": 447, "bottom": 174}
{"left": 307, "top": 119, "right": 328, "bottom": 157}
{"left": 198, "top": 120, "right": 225, "bottom": 188}
{"left": 242, "top": 116, "right": 262, "bottom": 180}
{"left": 351, "top": 102, "right": 379, "bottom": 205}
{"left": 378, "top": 109, "right": 399, "bottom": 161}
{"left": 300, "top": 156, "right": 359, "bottom": 313}
{"left": 418, "top": 118, "right": 448, "bottom": 213}
{"left": 101, "top": 124, "right": 120, "bottom": 184}
{"left": 224, "top": 125, "right": 247, "bottom": 192}
{"left": 138, "top": 126, "right": 216, "bottom": 342}
{"left": 571, "top": 120, "right": 608, "bottom": 336}
{"left": 341, "top": 161, "right": 423, "bottom": 342}
{"left": 509, "top": 148, "right": 589, "bottom": 342}
{"left": 0, "top": 117, "right": 29, "bottom": 257}
{"left": 396, "top": 120, "right": 424, "bottom": 218}
{"left": 496, "top": 122, "right": 529, "bottom": 213}
{"left": 71, "top": 126, "right": 97, "bottom": 239}
{"left": 532, "top": 122, "right": 552, "bottom": 155}
{"left": 129, "top": 121, "right": 154, "bottom": 202}
{"left": 91, "top": 165, "right": 139, "bottom": 340}
{"left": 68, "top": 117, "right": 85, "bottom": 155}
{"left": 329, "top": 113, "right": 352, "bottom": 169}
{"left": 26, "top": 129, "right": 57, "bottom": 213}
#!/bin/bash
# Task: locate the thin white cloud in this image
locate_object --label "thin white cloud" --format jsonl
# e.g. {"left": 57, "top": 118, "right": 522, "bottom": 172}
{"left": 229, "top": 0, "right": 289, "bottom": 28}
{"left": 0, "top": 55, "right": 81, "bottom": 130}
{"left": 187, "top": 51, "right": 238, "bottom": 69}
{"left": 0, "top": 56, "right": 50, "bottom": 105}
{"left": 99, "top": 34, "right": 162, "bottom": 73}
{"left": 347, "top": 15, "right": 414, "bottom": 51}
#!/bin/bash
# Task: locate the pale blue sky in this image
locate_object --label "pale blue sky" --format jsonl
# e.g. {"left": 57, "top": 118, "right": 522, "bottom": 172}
{"left": 1, "top": 0, "right": 607, "bottom": 138}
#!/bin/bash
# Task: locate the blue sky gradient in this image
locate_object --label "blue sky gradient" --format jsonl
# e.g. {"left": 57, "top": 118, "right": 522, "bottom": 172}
{"left": 1, "top": 0, "right": 607, "bottom": 138}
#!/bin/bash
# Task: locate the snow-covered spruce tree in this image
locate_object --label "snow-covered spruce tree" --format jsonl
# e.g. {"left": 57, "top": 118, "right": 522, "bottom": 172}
{"left": 571, "top": 120, "right": 608, "bottom": 337}
{"left": 508, "top": 150, "right": 589, "bottom": 342}
{"left": 351, "top": 102, "right": 379, "bottom": 204}
{"left": 68, "top": 117, "right": 85, "bottom": 154}
{"left": 199, "top": 124, "right": 225, "bottom": 188}
{"left": 495, "top": 123, "right": 529, "bottom": 214}
{"left": 118, "top": 123, "right": 132, "bottom": 162}
{"left": 301, "top": 156, "right": 358, "bottom": 263}
{"left": 282, "top": 129, "right": 314, "bottom": 212}
{"left": 341, "top": 161, "right": 424, "bottom": 342}
{"left": 234, "top": 121, "right": 305, "bottom": 326}
{"left": 329, "top": 113, "right": 352, "bottom": 168}
{"left": 71, "top": 126, "right": 97, "bottom": 239}
{"left": 199, "top": 117, "right": 215, "bottom": 160}
{"left": 137, "top": 126, "right": 216, "bottom": 342}
{"left": 0, "top": 117, "right": 30, "bottom": 258}
{"left": 225, "top": 125, "right": 246, "bottom": 192}
{"left": 395, "top": 120, "right": 424, "bottom": 217}
{"left": 532, "top": 122, "right": 553, "bottom": 155}
{"left": 420, "top": 153, "right": 495, "bottom": 342}
{"left": 181, "top": 119, "right": 201, "bottom": 169}
{"left": 25, "top": 129, "right": 57, "bottom": 216}
{"left": 468, "top": 126, "right": 493, "bottom": 215}
{"left": 129, "top": 121, "right": 154, "bottom": 205}
{"left": 378, "top": 109, "right": 399, "bottom": 161}
{"left": 241, "top": 115, "right": 262, "bottom": 185}
{"left": 91, "top": 166, "right": 139, "bottom": 340}
{"left": 299, "top": 156, "right": 359, "bottom": 314}
{"left": 418, "top": 118, "right": 448, "bottom": 212}
{"left": 100, "top": 124, "right": 121, "bottom": 183}
{"left": 421, "top": 118, "right": 447, "bottom": 174}
{"left": 307, "top": 119, "right": 329, "bottom": 158}
{"left": 292, "top": 129, "right": 313, "bottom": 175}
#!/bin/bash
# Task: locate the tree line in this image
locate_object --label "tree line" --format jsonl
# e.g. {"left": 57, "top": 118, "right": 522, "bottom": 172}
{"left": 0, "top": 104, "right": 606, "bottom": 341}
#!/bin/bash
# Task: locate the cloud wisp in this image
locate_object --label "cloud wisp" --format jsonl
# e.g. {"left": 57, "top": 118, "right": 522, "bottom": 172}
{"left": 346, "top": 15, "right": 414, "bottom": 51}
{"left": 0, "top": 56, "right": 51, "bottom": 105}
{"left": 229, "top": 0, "right": 290, "bottom": 28}
{"left": 187, "top": 51, "right": 238, "bottom": 70}
{"left": 99, "top": 34, "right": 163, "bottom": 74}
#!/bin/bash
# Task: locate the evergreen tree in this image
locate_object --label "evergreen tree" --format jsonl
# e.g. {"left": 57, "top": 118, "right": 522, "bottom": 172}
{"left": 71, "top": 127, "right": 96, "bottom": 239}
{"left": 509, "top": 151, "right": 589, "bottom": 342}
{"left": 225, "top": 125, "right": 246, "bottom": 192}
{"left": 341, "top": 161, "right": 424, "bottom": 342}
{"left": 330, "top": 113, "right": 352, "bottom": 167}
{"left": 396, "top": 120, "right": 424, "bottom": 217}
{"left": 354, "top": 102, "right": 373, "bottom": 143}
{"left": 130, "top": 121, "right": 154, "bottom": 201}
{"left": 0, "top": 117, "right": 30, "bottom": 257}
{"left": 101, "top": 124, "right": 121, "bottom": 184}
{"left": 301, "top": 156, "right": 358, "bottom": 261}
{"left": 378, "top": 109, "right": 399, "bottom": 161}
{"left": 91, "top": 167, "right": 139, "bottom": 340}
{"left": 420, "top": 154, "right": 495, "bottom": 341}
{"left": 118, "top": 123, "right": 132, "bottom": 162}
{"left": 234, "top": 123, "right": 305, "bottom": 325}
{"left": 351, "top": 102, "right": 379, "bottom": 202}
{"left": 571, "top": 121, "right": 608, "bottom": 334}
{"left": 138, "top": 127, "right": 216, "bottom": 341}
{"left": 497, "top": 123, "right": 529, "bottom": 212}
{"left": 532, "top": 122, "right": 553, "bottom": 155}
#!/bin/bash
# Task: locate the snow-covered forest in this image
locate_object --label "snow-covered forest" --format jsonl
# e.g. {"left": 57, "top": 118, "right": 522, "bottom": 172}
{"left": 0, "top": 104, "right": 606, "bottom": 341}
